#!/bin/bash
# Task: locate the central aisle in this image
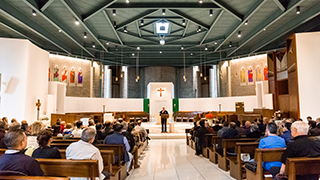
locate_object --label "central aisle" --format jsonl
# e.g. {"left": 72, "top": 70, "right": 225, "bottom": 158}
{"left": 127, "top": 139, "right": 235, "bottom": 180}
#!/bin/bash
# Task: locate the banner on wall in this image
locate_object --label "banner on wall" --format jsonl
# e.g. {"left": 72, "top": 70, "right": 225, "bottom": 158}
{"left": 247, "top": 66, "right": 254, "bottom": 85}
{"left": 240, "top": 67, "right": 246, "bottom": 86}
{"left": 77, "top": 68, "right": 83, "bottom": 87}
{"left": 53, "top": 65, "right": 59, "bottom": 81}
{"left": 69, "top": 67, "right": 75, "bottom": 86}
{"left": 173, "top": 98, "right": 179, "bottom": 113}
{"left": 143, "top": 99, "right": 149, "bottom": 113}
{"left": 62, "top": 66, "right": 67, "bottom": 83}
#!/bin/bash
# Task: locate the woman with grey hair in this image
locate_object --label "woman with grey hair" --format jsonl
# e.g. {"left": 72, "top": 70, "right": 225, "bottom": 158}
{"left": 246, "top": 124, "right": 262, "bottom": 138}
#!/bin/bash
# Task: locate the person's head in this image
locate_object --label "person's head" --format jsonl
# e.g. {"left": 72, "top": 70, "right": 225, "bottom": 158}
{"left": 127, "top": 123, "right": 134, "bottom": 133}
{"left": 215, "top": 120, "right": 220, "bottom": 125}
{"left": 291, "top": 121, "right": 309, "bottom": 137}
{"left": 56, "top": 118, "right": 61, "bottom": 124}
{"left": 104, "top": 120, "right": 111, "bottom": 128}
{"left": 245, "top": 121, "right": 251, "bottom": 128}
{"left": 129, "top": 122, "right": 135, "bottom": 129}
{"left": 114, "top": 124, "right": 123, "bottom": 132}
{"left": 61, "top": 121, "right": 66, "bottom": 126}
{"left": 8, "top": 122, "right": 21, "bottom": 132}
{"left": 316, "top": 118, "right": 320, "bottom": 123}
{"left": 266, "top": 122, "right": 277, "bottom": 135}
{"left": 229, "top": 122, "right": 236, "bottom": 129}
{"left": 223, "top": 121, "right": 229, "bottom": 127}
{"left": 137, "top": 121, "right": 142, "bottom": 126}
{"left": 258, "top": 118, "right": 263, "bottom": 124}
{"left": 76, "top": 121, "right": 83, "bottom": 129}
{"left": 162, "top": 107, "right": 165, "bottom": 111}
{"left": 284, "top": 122, "right": 292, "bottom": 131}
{"left": 21, "top": 120, "right": 27, "bottom": 124}
{"left": 81, "top": 128, "right": 96, "bottom": 143}
{"left": 121, "top": 122, "right": 128, "bottom": 130}
{"left": 0, "top": 121, "right": 6, "bottom": 130}
{"left": 263, "top": 117, "right": 268, "bottom": 124}
{"left": 37, "top": 129, "right": 53, "bottom": 147}
{"left": 235, "top": 121, "right": 241, "bottom": 127}
{"left": 250, "top": 124, "right": 260, "bottom": 132}
{"left": 204, "top": 120, "right": 209, "bottom": 128}
{"left": 11, "top": 118, "right": 17, "bottom": 124}
{"left": 2, "top": 117, "right": 8, "bottom": 122}
{"left": 4, "top": 129, "right": 27, "bottom": 150}
{"left": 89, "top": 119, "right": 95, "bottom": 126}
{"left": 307, "top": 116, "right": 313, "bottom": 121}
{"left": 96, "top": 123, "right": 103, "bottom": 131}
{"left": 66, "top": 123, "right": 72, "bottom": 129}
{"left": 310, "top": 121, "right": 317, "bottom": 128}
{"left": 241, "top": 120, "right": 246, "bottom": 126}
{"left": 199, "top": 120, "right": 205, "bottom": 127}
{"left": 29, "top": 121, "right": 43, "bottom": 136}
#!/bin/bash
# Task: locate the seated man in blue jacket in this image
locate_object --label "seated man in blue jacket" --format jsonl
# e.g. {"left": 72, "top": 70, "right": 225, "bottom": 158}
{"left": 258, "top": 122, "right": 286, "bottom": 177}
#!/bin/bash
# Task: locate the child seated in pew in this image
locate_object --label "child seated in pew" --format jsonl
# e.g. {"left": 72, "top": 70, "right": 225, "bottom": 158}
{"left": 32, "top": 129, "right": 61, "bottom": 159}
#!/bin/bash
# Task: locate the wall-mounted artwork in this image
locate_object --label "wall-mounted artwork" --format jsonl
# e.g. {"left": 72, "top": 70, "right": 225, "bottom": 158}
{"left": 240, "top": 67, "right": 246, "bottom": 86}
{"left": 48, "top": 68, "right": 51, "bottom": 81}
{"left": 256, "top": 65, "right": 262, "bottom": 81}
{"left": 264, "top": 64, "right": 268, "bottom": 80}
{"left": 61, "top": 66, "right": 68, "bottom": 83}
{"left": 69, "top": 67, "right": 75, "bottom": 86}
{"left": 53, "top": 65, "right": 59, "bottom": 81}
{"left": 77, "top": 68, "right": 83, "bottom": 87}
{"left": 248, "top": 66, "right": 254, "bottom": 85}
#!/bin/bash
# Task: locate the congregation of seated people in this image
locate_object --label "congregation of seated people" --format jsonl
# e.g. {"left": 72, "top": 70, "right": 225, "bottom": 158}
{"left": 189, "top": 115, "right": 320, "bottom": 180}
{"left": 0, "top": 116, "right": 149, "bottom": 179}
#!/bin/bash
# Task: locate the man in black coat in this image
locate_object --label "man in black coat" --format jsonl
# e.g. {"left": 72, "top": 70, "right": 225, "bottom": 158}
{"left": 159, "top": 107, "right": 169, "bottom": 133}
{"left": 195, "top": 120, "right": 208, "bottom": 156}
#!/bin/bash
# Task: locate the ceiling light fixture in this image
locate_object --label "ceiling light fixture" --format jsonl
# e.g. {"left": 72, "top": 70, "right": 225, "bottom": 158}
{"left": 181, "top": 46, "right": 184, "bottom": 50}
{"left": 106, "top": 42, "right": 109, "bottom": 45}
{"left": 32, "top": 9, "right": 37, "bottom": 16}
{"left": 296, "top": 6, "right": 300, "bottom": 14}
{"left": 137, "top": 47, "right": 140, "bottom": 50}
{"left": 84, "top": 32, "right": 87, "bottom": 38}
{"left": 229, "top": 42, "right": 232, "bottom": 47}
{"left": 214, "top": 41, "right": 217, "bottom": 44}
{"left": 141, "top": 19, "right": 144, "bottom": 26}
{"left": 92, "top": 42, "right": 95, "bottom": 48}
{"left": 58, "top": 29, "right": 62, "bottom": 32}
{"left": 244, "top": 20, "right": 248, "bottom": 25}
{"left": 160, "top": 39, "right": 165, "bottom": 45}
{"left": 162, "top": 9, "right": 166, "bottom": 15}
{"left": 112, "top": 9, "right": 116, "bottom": 16}
{"left": 160, "top": 51, "right": 162, "bottom": 53}
{"left": 238, "top": 31, "right": 241, "bottom": 38}
{"left": 75, "top": 19, "right": 79, "bottom": 25}
{"left": 199, "top": 0, "right": 203, "bottom": 4}
{"left": 197, "top": 26, "right": 201, "bottom": 32}
{"left": 113, "top": 21, "right": 116, "bottom": 28}
{"left": 182, "top": 19, "right": 186, "bottom": 26}
{"left": 124, "top": 26, "right": 128, "bottom": 33}
{"left": 132, "top": 53, "right": 134, "bottom": 56}
{"left": 126, "top": 0, "right": 129, "bottom": 3}
{"left": 209, "top": 9, "right": 213, "bottom": 16}
{"left": 263, "top": 28, "right": 266, "bottom": 31}
{"left": 190, "top": 52, "right": 193, "bottom": 56}
{"left": 205, "top": 45, "right": 208, "bottom": 51}
{"left": 183, "top": 52, "right": 186, "bottom": 82}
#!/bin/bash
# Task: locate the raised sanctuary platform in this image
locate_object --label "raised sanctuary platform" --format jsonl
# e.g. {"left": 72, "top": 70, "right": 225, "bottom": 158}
{"left": 142, "top": 122, "right": 193, "bottom": 139}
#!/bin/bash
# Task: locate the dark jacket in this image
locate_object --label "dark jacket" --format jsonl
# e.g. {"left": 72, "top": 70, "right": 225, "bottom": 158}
{"left": 122, "top": 131, "right": 135, "bottom": 152}
{"left": 104, "top": 132, "right": 129, "bottom": 163}
{"left": 32, "top": 146, "right": 62, "bottom": 159}
{"left": 222, "top": 128, "right": 240, "bottom": 139}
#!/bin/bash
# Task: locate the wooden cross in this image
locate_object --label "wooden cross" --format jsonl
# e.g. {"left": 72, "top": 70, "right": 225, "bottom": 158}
{"left": 157, "top": 88, "right": 164, "bottom": 97}
{"left": 36, "top": 99, "right": 41, "bottom": 120}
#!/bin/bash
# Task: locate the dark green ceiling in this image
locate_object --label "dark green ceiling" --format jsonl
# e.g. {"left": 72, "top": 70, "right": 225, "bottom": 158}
{"left": 0, "top": 0, "right": 320, "bottom": 66}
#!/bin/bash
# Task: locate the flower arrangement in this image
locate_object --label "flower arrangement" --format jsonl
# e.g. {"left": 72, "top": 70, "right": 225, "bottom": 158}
{"left": 40, "top": 116, "right": 49, "bottom": 121}
{"left": 205, "top": 113, "right": 215, "bottom": 120}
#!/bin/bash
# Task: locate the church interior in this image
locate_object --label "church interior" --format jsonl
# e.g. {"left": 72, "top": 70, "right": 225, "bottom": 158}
{"left": 1, "top": 0, "right": 320, "bottom": 179}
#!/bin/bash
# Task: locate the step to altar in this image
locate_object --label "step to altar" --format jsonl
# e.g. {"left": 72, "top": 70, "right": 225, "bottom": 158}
{"left": 141, "top": 122, "right": 193, "bottom": 135}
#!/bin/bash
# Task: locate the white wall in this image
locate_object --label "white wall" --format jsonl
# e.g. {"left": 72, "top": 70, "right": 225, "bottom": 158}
{"left": 0, "top": 38, "right": 49, "bottom": 123}
{"left": 65, "top": 97, "right": 143, "bottom": 113}
{"left": 179, "top": 94, "right": 273, "bottom": 112}
{"left": 296, "top": 32, "right": 320, "bottom": 119}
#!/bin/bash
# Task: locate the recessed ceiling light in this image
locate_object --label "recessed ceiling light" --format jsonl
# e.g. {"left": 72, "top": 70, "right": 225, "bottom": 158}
{"left": 214, "top": 41, "right": 217, "bottom": 44}
{"left": 238, "top": 31, "right": 241, "bottom": 38}
{"left": 32, "top": 9, "right": 36, "bottom": 16}
{"left": 84, "top": 32, "right": 87, "bottom": 38}
{"left": 58, "top": 29, "right": 62, "bottom": 32}
{"left": 263, "top": 28, "right": 266, "bottom": 31}
{"left": 190, "top": 52, "right": 193, "bottom": 56}
{"left": 75, "top": 19, "right": 79, "bottom": 25}
{"left": 92, "top": 42, "right": 95, "bottom": 48}
{"left": 181, "top": 46, "right": 184, "bottom": 50}
{"left": 124, "top": 26, "right": 128, "bottom": 33}
{"left": 197, "top": 26, "right": 201, "bottom": 32}
{"left": 160, "top": 51, "right": 162, "bottom": 54}
{"left": 296, "top": 6, "right": 300, "bottom": 14}
{"left": 137, "top": 47, "right": 140, "bottom": 50}
{"left": 106, "top": 42, "right": 109, "bottom": 45}
{"left": 205, "top": 45, "right": 208, "bottom": 51}
{"left": 244, "top": 20, "right": 248, "bottom": 25}
{"left": 162, "top": 9, "right": 166, "bottom": 15}
{"left": 229, "top": 42, "right": 232, "bottom": 47}
{"left": 112, "top": 9, "right": 116, "bottom": 16}
{"left": 132, "top": 53, "right": 135, "bottom": 56}
{"left": 141, "top": 19, "right": 144, "bottom": 26}
{"left": 160, "top": 39, "right": 165, "bottom": 45}
{"left": 199, "top": 0, "right": 203, "bottom": 4}
{"left": 126, "top": 0, "right": 129, "bottom": 3}
{"left": 182, "top": 19, "right": 185, "bottom": 26}
{"left": 209, "top": 9, "right": 213, "bottom": 16}
{"left": 113, "top": 21, "right": 116, "bottom": 28}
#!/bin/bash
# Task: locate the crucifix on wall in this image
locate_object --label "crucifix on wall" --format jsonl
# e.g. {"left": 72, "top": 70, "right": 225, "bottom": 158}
{"left": 157, "top": 88, "right": 164, "bottom": 97}
{"left": 36, "top": 99, "right": 41, "bottom": 120}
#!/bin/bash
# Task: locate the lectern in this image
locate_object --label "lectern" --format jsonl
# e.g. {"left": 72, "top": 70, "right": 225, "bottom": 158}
{"left": 160, "top": 114, "right": 169, "bottom": 133}
{"left": 161, "top": 114, "right": 169, "bottom": 119}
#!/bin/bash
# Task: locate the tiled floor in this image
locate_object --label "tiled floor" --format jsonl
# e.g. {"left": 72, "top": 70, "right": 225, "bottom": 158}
{"left": 127, "top": 139, "right": 235, "bottom": 180}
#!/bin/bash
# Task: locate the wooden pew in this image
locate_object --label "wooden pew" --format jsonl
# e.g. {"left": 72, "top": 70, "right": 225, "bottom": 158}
{"left": 208, "top": 136, "right": 221, "bottom": 164}
{"left": 285, "top": 157, "right": 320, "bottom": 180}
{"left": 0, "top": 177, "right": 69, "bottom": 180}
{"left": 53, "top": 137, "right": 81, "bottom": 140}
{"left": 245, "top": 148, "right": 286, "bottom": 180}
{"left": 217, "top": 138, "right": 258, "bottom": 171}
{"left": 203, "top": 133, "right": 217, "bottom": 158}
{"left": 52, "top": 139, "right": 79, "bottom": 144}
{"left": 50, "top": 143, "right": 70, "bottom": 149}
{"left": 185, "top": 128, "right": 191, "bottom": 145}
{"left": 229, "top": 142, "right": 259, "bottom": 180}
{"left": 37, "top": 159, "right": 99, "bottom": 180}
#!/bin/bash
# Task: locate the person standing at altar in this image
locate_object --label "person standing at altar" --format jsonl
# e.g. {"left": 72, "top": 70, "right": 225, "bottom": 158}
{"left": 159, "top": 107, "right": 169, "bottom": 133}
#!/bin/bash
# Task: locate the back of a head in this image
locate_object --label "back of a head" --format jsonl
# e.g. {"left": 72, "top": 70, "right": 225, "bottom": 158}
{"left": 310, "top": 121, "right": 317, "bottom": 128}
{"left": 30, "top": 121, "right": 43, "bottom": 136}
{"left": 11, "top": 118, "right": 17, "bottom": 123}
{"left": 284, "top": 122, "right": 292, "bottom": 131}
{"left": 127, "top": 124, "right": 133, "bottom": 133}
{"left": 229, "top": 122, "right": 236, "bottom": 129}
{"left": 8, "top": 122, "right": 21, "bottom": 132}
{"left": 89, "top": 119, "right": 94, "bottom": 126}
{"left": 223, "top": 121, "right": 229, "bottom": 127}
{"left": 199, "top": 120, "right": 205, "bottom": 127}
{"left": 235, "top": 121, "right": 241, "bottom": 127}
{"left": 66, "top": 123, "right": 72, "bottom": 129}
{"left": 245, "top": 121, "right": 251, "bottom": 127}
{"left": 291, "top": 121, "right": 309, "bottom": 135}
{"left": 4, "top": 129, "right": 25, "bottom": 149}
{"left": 37, "top": 129, "right": 53, "bottom": 147}
{"left": 96, "top": 123, "right": 103, "bottom": 130}
{"left": 267, "top": 122, "right": 277, "bottom": 134}
{"left": 250, "top": 124, "right": 260, "bottom": 132}
{"left": 0, "top": 121, "right": 6, "bottom": 130}
{"left": 129, "top": 122, "right": 135, "bottom": 129}
{"left": 76, "top": 121, "right": 83, "bottom": 128}
{"left": 137, "top": 121, "right": 142, "bottom": 126}
{"left": 56, "top": 118, "right": 61, "bottom": 123}
{"left": 121, "top": 122, "right": 128, "bottom": 130}
{"left": 81, "top": 128, "right": 96, "bottom": 142}
{"left": 114, "top": 124, "right": 123, "bottom": 132}
{"left": 104, "top": 120, "right": 111, "bottom": 127}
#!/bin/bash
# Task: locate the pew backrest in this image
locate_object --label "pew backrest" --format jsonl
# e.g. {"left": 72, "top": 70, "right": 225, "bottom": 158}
{"left": 37, "top": 159, "right": 99, "bottom": 179}
{"left": 0, "top": 176, "right": 70, "bottom": 180}
{"left": 235, "top": 142, "right": 259, "bottom": 163}
{"left": 95, "top": 144, "right": 125, "bottom": 165}
{"left": 285, "top": 157, "right": 320, "bottom": 180}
